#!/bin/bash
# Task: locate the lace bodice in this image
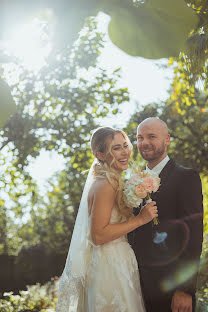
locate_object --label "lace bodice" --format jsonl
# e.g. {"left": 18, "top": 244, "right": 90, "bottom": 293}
{"left": 109, "top": 206, "right": 126, "bottom": 224}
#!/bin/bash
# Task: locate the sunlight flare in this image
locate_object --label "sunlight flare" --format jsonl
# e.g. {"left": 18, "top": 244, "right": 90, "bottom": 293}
{"left": 4, "top": 18, "right": 51, "bottom": 70}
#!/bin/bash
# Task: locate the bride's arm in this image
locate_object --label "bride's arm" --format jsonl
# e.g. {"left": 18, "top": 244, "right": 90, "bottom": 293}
{"left": 90, "top": 179, "right": 157, "bottom": 246}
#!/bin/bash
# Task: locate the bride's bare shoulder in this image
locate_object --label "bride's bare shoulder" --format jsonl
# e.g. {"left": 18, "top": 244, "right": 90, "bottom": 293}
{"left": 88, "top": 178, "right": 116, "bottom": 215}
{"left": 89, "top": 178, "right": 115, "bottom": 198}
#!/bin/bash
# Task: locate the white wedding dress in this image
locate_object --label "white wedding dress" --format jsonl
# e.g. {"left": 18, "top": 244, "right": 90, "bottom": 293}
{"left": 83, "top": 206, "right": 146, "bottom": 312}
{"left": 56, "top": 162, "right": 146, "bottom": 312}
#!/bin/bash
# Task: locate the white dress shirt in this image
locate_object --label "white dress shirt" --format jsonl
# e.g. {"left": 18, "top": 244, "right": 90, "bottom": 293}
{"left": 146, "top": 155, "right": 170, "bottom": 176}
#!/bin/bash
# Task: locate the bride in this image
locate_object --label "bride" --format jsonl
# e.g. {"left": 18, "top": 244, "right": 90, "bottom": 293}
{"left": 56, "top": 126, "right": 158, "bottom": 312}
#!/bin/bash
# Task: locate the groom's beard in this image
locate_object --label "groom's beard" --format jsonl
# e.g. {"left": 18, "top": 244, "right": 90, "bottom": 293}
{"left": 140, "top": 143, "right": 166, "bottom": 162}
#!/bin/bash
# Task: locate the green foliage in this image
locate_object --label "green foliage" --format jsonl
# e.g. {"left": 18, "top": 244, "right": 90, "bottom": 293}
{"left": 196, "top": 175, "right": 208, "bottom": 310}
{"left": 162, "top": 98, "right": 208, "bottom": 175}
{"left": 168, "top": 54, "right": 208, "bottom": 114}
{"left": 0, "top": 78, "right": 16, "bottom": 128}
{"left": 107, "top": 0, "right": 198, "bottom": 59}
{"left": 201, "top": 176, "right": 208, "bottom": 246}
{"left": 198, "top": 176, "right": 208, "bottom": 302}
{"left": 0, "top": 205, "right": 8, "bottom": 254}
{"left": 184, "top": 0, "right": 208, "bottom": 76}
{"left": 0, "top": 280, "right": 58, "bottom": 312}
{"left": 0, "top": 0, "right": 203, "bottom": 118}
{"left": 0, "top": 17, "right": 129, "bottom": 255}
{"left": 126, "top": 96, "right": 208, "bottom": 174}
{"left": 2, "top": 17, "right": 128, "bottom": 166}
{"left": 167, "top": 1, "right": 208, "bottom": 99}
{"left": 200, "top": 176, "right": 208, "bottom": 275}
{"left": 32, "top": 173, "right": 77, "bottom": 254}
{"left": 0, "top": 0, "right": 199, "bottom": 61}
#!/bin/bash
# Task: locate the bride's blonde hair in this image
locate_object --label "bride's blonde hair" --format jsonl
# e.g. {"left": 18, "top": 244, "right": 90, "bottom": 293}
{"left": 90, "top": 127, "right": 132, "bottom": 219}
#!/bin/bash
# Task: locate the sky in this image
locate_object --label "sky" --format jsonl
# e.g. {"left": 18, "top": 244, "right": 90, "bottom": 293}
{"left": 96, "top": 12, "right": 173, "bottom": 128}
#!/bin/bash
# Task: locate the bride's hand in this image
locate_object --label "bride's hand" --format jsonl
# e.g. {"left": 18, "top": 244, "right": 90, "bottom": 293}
{"left": 137, "top": 201, "right": 158, "bottom": 225}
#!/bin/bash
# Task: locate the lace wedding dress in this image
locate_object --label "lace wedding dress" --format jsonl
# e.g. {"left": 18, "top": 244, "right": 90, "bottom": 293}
{"left": 57, "top": 206, "right": 146, "bottom": 312}
{"left": 84, "top": 207, "right": 146, "bottom": 312}
{"left": 56, "top": 161, "right": 146, "bottom": 312}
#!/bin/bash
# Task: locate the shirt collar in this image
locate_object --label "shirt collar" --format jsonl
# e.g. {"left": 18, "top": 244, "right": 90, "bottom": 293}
{"left": 146, "top": 155, "right": 170, "bottom": 176}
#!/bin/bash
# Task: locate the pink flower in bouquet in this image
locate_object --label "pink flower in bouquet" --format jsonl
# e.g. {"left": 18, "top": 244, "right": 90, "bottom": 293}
{"left": 135, "top": 184, "right": 147, "bottom": 198}
{"left": 123, "top": 166, "right": 161, "bottom": 224}
{"left": 129, "top": 175, "right": 140, "bottom": 185}
{"left": 143, "top": 176, "right": 159, "bottom": 193}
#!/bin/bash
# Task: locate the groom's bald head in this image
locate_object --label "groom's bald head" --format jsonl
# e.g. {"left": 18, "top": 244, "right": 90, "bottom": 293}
{"left": 137, "top": 117, "right": 170, "bottom": 168}
{"left": 137, "top": 117, "right": 169, "bottom": 136}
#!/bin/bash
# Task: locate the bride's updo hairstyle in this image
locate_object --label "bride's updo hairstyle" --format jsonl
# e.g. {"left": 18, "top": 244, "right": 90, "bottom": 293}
{"left": 90, "top": 126, "right": 132, "bottom": 219}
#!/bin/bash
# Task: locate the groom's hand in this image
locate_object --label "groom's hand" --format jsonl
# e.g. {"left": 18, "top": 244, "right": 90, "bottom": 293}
{"left": 171, "top": 291, "right": 192, "bottom": 312}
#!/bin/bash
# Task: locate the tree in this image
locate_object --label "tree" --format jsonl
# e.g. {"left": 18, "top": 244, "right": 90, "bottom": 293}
{"left": 0, "top": 79, "right": 16, "bottom": 128}
{"left": 0, "top": 17, "right": 129, "bottom": 254}
{"left": 184, "top": 0, "right": 208, "bottom": 78}
{"left": 0, "top": 1, "right": 203, "bottom": 120}
{"left": 125, "top": 96, "right": 208, "bottom": 173}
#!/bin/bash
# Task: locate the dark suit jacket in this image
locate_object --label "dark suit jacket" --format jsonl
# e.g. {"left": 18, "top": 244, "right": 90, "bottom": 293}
{"left": 128, "top": 159, "right": 203, "bottom": 312}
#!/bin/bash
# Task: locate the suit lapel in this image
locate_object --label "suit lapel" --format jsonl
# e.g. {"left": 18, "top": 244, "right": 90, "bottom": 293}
{"left": 152, "top": 159, "right": 176, "bottom": 201}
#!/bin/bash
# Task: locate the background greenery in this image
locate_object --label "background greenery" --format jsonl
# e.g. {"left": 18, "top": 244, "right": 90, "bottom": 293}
{"left": 0, "top": 0, "right": 208, "bottom": 310}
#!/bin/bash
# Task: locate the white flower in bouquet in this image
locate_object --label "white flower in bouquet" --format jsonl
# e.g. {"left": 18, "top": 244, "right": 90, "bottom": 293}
{"left": 123, "top": 167, "right": 160, "bottom": 225}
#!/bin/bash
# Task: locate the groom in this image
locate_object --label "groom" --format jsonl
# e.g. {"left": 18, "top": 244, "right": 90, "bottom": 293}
{"left": 129, "top": 117, "right": 203, "bottom": 312}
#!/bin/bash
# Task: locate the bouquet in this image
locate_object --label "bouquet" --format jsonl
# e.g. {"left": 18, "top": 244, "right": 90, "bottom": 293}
{"left": 123, "top": 167, "right": 160, "bottom": 225}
